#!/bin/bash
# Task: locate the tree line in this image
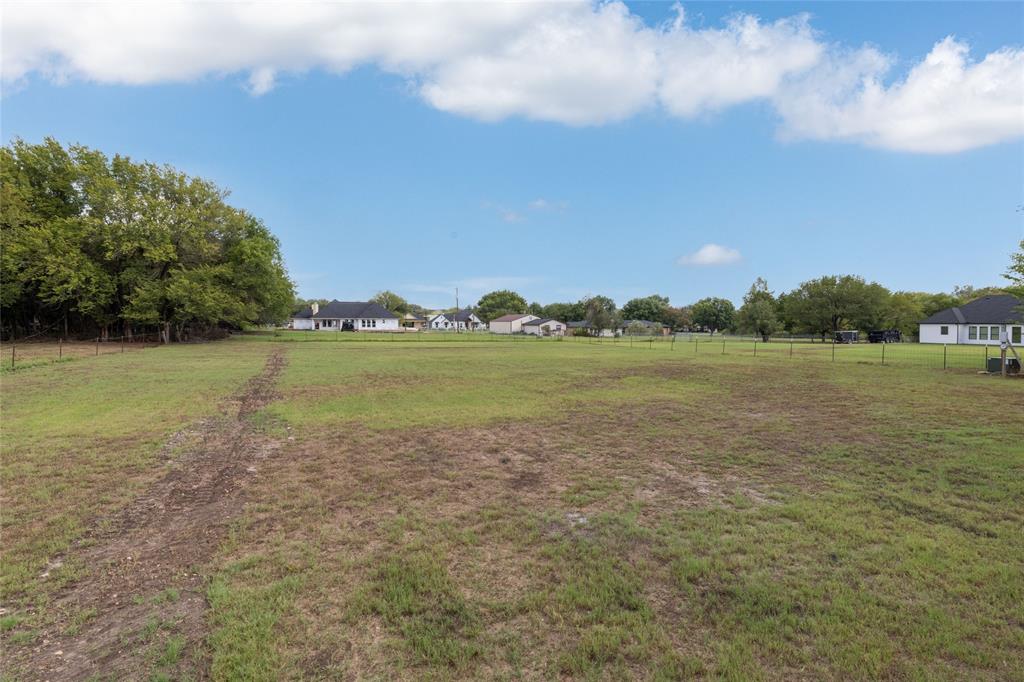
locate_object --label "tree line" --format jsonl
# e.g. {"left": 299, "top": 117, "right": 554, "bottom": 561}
{"left": 1, "top": 138, "right": 294, "bottom": 342}
{"left": 361, "top": 240, "right": 1023, "bottom": 340}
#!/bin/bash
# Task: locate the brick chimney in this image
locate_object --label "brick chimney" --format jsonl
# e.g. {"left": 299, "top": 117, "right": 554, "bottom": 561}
{"left": 311, "top": 302, "right": 319, "bottom": 315}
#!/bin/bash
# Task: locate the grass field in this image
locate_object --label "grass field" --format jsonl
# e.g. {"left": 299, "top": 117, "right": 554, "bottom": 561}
{"left": 1, "top": 336, "right": 1022, "bottom": 680}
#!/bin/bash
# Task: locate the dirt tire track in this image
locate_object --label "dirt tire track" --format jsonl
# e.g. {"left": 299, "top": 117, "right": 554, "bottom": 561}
{"left": 9, "top": 346, "right": 287, "bottom": 681}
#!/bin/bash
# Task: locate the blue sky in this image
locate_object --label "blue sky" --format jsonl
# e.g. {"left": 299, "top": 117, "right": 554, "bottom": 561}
{"left": 3, "top": 1, "right": 1022, "bottom": 310}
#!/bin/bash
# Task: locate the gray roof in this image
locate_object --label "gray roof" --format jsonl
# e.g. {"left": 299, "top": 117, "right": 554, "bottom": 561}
{"left": 450, "top": 308, "right": 478, "bottom": 322}
{"left": 566, "top": 320, "right": 590, "bottom": 328}
{"left": 920, "top": 295, "right": 1023, "bottom": 325}
{"left": 523, "top": 318, "right": 562, "bottom": 326}
{"left": 295, "top": 300, "right": 398, "bottom": 320}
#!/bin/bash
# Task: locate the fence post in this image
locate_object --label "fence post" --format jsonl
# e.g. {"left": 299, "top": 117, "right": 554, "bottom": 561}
{"left": 985, "top": 344, "right": 988, "bottom": 368}
{"left": 753, "top": 339, "right": 757, "bottom": 357}
{"left": 95, "top": 337, "right": 100, "bottom": 356}
{"left": 882, "top": 343, "right": 885, "bottom": 366}
{"left": 789, "top": 338, "right": 794, "bottom": 358}
{"left": 671, "top": 334, "right": 675, "bottom": 351}
{"left": 943, "top": 344, "right": 947, "bottom": 370}
{"left": 722, "top": 338, "right": 726, "bottom": 355}
{"left": 831, "top": 337, "right": 835, "bottom": 362}
{"left": 695, "top": 338, "right": 699, "bottom": 355}
{"left": 10, "top": 338, "right": 14, "bottom": 369}
{"left": 59, "top": 336, "right": 63, "bottom": 360}
{"left": 121, "top": 335, "right": 125, "bottom": 353}
{"left": 649, "top": 337, "right": 653, "bottom": 350}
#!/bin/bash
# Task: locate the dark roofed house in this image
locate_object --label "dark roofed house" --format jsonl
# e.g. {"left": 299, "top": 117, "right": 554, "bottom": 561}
{"left": 919, "top": 294, "right": 1023, "bottom": 345}
{"left": 522, "top": 318, "right": 567, "bottom": 336}
{"left": 401, "top": 312, "right": 427, "bottom": 330}
{"left": 291, "top": 300, "right": 398, "bottom": 331}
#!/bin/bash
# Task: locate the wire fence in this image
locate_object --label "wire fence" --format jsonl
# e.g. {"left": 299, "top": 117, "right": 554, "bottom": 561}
{"left": 3, "top": 328, "right": 1015, "bottom": 375}
{"left": 563, "top": 332, "right": 1015, "bottom": 372}
{"left": 1, "top": 334, "right": 162, "bottom": 371}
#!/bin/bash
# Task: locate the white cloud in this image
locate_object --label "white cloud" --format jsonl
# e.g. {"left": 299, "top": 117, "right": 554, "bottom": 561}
{"left": 658, "top": 11, "right": 823, "bottom": 117}
{"left": 3, "top": 2, "right": 1022, "bottom": 153}
{"left": 677, "top": 244, "right": 742, "bottom": 266}
{"left": 774, "top": 37, "right": 1024, "bottom": 153}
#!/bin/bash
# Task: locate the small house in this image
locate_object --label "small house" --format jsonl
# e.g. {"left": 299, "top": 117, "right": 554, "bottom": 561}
{"left": 522, "top": 318, "right": 566, "bottom": 336}
{"left": 919, "top": 295, "right": 1023, "bottom": 345}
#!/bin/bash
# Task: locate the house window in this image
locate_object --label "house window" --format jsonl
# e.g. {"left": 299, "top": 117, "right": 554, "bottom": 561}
{"left": 940, "top": 325, "right": 948, "bottom": 336}
{"left": 979, "top": 326, "right": 988, "bottom": 341}
{"left": 968, "top": 326, "right": 977, "bottom": 340}
{"left": 372, "top": 319, "right": 377, "bottom": 328}
{"left": 1013, "top": 327, "right": 1022, "bottom": 344}
{"left": 990, "top": 326, "right": 1000, "bottom": 340}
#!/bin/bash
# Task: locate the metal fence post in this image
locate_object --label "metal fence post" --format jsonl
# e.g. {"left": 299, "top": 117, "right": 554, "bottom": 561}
{"left": 831, "top": 337, "right": 835, "bottom": 362}
{"left": 95, "top": 337, "right": 100, "bottom": 356}
{"left": 121, "top": 335, "right": 125, "bottom": 353}
{"left": 882, "top": 343, "right": 885, "bottom": 366}
{"left": 10, "top": 340, "right": 14, "bottom": 369}
{"left": 722, "top": 338, "right": 726, "bottom": 355}
{"left": 59, "top": 336, "right": 63, "bottom": 360}
{"left": 671, "top": 334, "right": 676, "bottom": 351}
{"left": 789, "top": 338, "right": 794, "bottom": 358}
{"left": 943, "top": 344, "right": 947, "bottom": 370}
{"left": 753, "top": 339, "right": 757, "bottom": 357}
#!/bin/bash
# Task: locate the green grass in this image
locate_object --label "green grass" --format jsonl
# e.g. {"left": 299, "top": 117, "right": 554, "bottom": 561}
{"left": 0, "top": 340, "right": 272, "bottom": 604}
{"left": 2, "top": 335, "right": 1022, "bottom": 680}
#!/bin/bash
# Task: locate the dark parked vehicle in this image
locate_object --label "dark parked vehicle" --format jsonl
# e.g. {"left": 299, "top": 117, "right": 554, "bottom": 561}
{"left": 868, "top": 329, "right": 902, "bottom": 343}
{"left": 834, "top": 330, "right": 859, "bottom": 344}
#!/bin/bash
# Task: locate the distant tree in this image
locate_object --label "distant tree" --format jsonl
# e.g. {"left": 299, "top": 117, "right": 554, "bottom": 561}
{"left": 621, "top": 294, "right": 669, "bottom": 323}
{"left": 920, "top": 292, "right": 962, "bottom": 317}
{"left": 782, "top": 275, "right": 889, "bottom": 340}
{"left": 583, "top": 295, "right": 619, "bottom": 335}
{"left": 476, "top": 290, "right": 527, "bottom": 322}
{"left": 542, "top": 301, "right": 584, "bottom": 322}
{"left": 1005, "top": 239, "right": 1024, "bottom": 299}
{"left": 407, "top": 302, "right": 430, "bottom": 317}
{"left": 736, "top": 278, "right": 779, "bottom": 341}
{"left": 661, "top": 305, "right": 692, "bottom": 331}
{"left": 625, "top": 320, "right": 650, "bottom": 336}
{"left": 371, "top": 290, "right": 409, "bottom": 315}
{"left": 528, "top": 301, "right": 545, "bottom": 316}
{"left": 886, "top": 292, "right": 926, "bottom": 338}
{"left": 691, "top": 297, "right": 735, "bottom": 336}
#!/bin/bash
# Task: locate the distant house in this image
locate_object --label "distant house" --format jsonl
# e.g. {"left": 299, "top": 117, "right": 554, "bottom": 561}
{"left": 401, "top": 313, "right": 427, "bottom": 330}
{"left": 919, "top": 295, "right": 1023, "bottom": 345}
{"left": 567, "top": 320, "right": 615, "bottom": 337}
{"left": 489, "top": 313, "right": 539, "bottom": 334}
{"left": 291, "top": 301, "right": 399, "bottom": 331}
{"left": 428, "top": 313, "right": 452, "bottom": 330}
{"left": 428, "top": 309, "right": 485, "bottom": 331}
{"left": 619, "top": 319, "right": 672, "bottom": 336}
{"left": 522, "top": 318, "right": 567, "bottom": 336}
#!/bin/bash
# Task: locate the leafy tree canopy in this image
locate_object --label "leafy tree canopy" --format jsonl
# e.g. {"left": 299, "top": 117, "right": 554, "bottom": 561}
{"left": 475, "top": 289, "right": 527, "bottom": 322}
{"left": 371, "top": 290, "right": 409, "bottom": 315}
{"left": 1, "top": 138, "right": 294, "bottom": 340}
{"left": 691, "top": 297, "right": 735, "bottom": 336}
{"left": 621, "top": 295, "right": 669, "bottom": 323}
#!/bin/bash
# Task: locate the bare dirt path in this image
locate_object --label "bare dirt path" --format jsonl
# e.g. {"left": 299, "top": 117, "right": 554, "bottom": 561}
{"left": 9, "top": 347, "right": 287, "bottom": 681}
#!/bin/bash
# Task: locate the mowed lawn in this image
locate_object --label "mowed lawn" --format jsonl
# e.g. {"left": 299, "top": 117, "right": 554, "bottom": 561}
{"left": 2, "top": 336, "right": 1023, "bottom": 680}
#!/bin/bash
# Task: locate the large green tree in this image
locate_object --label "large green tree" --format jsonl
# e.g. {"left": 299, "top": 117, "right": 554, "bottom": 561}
{"left": 736, "top": 278, "right": 779, "bottom": 341}
{"left": 781, "top": 275, "right": 889, "bottom": 340}
{"left": 475, "top": 290, "right": 527, "bottom": 322}
{"left": 691, "top": 297, "right": 735, "bottom": 336}
{"left": 1, "top": 138, "right": 294, "bottom": 341}
{"left": 371, "top": 290, "right": 409, "bottom": 315}
{"left": 583, "top": 295, "right": 619, "bottom": 335}
{"left": 621, "top": 294, "right": 669, "bottom": 323}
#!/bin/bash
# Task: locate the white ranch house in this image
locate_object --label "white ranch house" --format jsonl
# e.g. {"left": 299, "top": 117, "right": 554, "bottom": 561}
{"left": 291, "top": 301, "right": 399, "bottom": 331}
{"left": 919, "top": 295, "right": 1023, "bottom": 345}
{"left": 429, "top": 309, "right": 486, "bottom": 331}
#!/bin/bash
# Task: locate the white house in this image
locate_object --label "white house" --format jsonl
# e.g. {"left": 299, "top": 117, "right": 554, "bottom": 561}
{"left": 291, "top": 301, "right": 400, "bottom": 331}
{"left": 919, "top": 295, "right": 1023, "bottom": 345}
{"left": 430, "top": 309, "right": 486, "bottom": 331}
{"left": 522, "top": 318, "right": 567, "bottom": 336}
{"left": 489, "top": 313, "right": 539, "bottom": 334}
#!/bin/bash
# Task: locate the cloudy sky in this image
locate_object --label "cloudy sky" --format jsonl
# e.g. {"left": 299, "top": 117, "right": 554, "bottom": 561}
{"left": 3, "top": 1, "right": 1023, "bottom": 308}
